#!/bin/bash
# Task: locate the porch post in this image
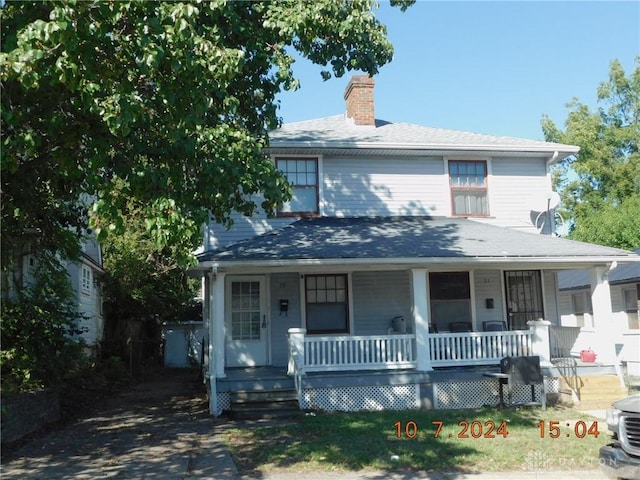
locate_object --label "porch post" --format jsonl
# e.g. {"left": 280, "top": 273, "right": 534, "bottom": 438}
{"left": 287, "top": 328, "right": 306, "bottom": 375}
{"left": 411, "top": 269, "right": 433, "bottom": 372}
{"left": 589, "top": 266, "right": 615, "bottom": 363}
{"left": 212, "top": 270, "right": 226, "bottom": 378}
{"left": 527, "top": 319, "right": 552, "bottom": 366}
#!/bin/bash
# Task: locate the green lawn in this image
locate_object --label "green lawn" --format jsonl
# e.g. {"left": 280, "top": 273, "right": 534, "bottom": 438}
{"left": 223, "top": 406, "right": 609, "bottom": 475}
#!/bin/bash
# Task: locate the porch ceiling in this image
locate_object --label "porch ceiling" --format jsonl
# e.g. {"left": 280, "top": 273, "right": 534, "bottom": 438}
{"left": 197, "top": 217, "right": 639, "bottom": 269}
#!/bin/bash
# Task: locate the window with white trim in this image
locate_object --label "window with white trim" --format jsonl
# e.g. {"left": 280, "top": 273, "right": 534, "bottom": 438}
{"left": 81, "top": 266, "right": 92, "bottom": 295}
{"left": 625, "top": 285, "right": 640, "bottom": 330}
{"left": 623, "top": 287, "right": 638, "bottom": 313}
{"left": 449, "top": 160, "right": 489, "bottom": 216}
{"left": 305, "top": 274, "right": 348, "bottom": 334}
{"left": 571, "top": 292, "right": 592, "bottom": 315}
{"left": 276, "top": 158, "right": 318, "bottom": 215}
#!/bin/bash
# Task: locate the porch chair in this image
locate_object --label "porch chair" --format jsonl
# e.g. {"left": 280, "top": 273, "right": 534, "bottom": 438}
{"left": 449, "top": 321, "right": 472, "bottom": 332}
{"left": 483, "top": 321, "right": 507, "bottom": 332}
{"left": 499, "top": 355, "right": 546, "bottom": 410}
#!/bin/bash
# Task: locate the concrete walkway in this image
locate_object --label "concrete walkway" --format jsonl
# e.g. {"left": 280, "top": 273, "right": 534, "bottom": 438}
{"left": 1, "top": 369, "right": 238, "bottom": 479}
{"left": 1, "top": 369, "right": 610, "bottom": 480}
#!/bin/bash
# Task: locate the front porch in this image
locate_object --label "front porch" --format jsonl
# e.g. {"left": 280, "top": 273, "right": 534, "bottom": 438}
{"left": 214, "top": 363, "right": 558, "bottom": 416}
{"left": 209, "top": 323, "right": 558, "bottom": 416}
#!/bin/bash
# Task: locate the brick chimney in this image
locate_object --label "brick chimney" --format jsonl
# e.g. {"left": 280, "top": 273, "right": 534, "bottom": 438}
{"left": 344, "top": 75, "right": 375, "bottom": 126}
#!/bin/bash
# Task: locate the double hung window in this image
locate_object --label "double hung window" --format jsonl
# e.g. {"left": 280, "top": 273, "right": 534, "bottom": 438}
{"left": 305, "top": 274, "right": 349, "bottom": 334}
{"left": 276, "top": 158, "right": 318, "bottom": 215}
{"left": 449, "top": 160, "right": 488, "bottom": 216}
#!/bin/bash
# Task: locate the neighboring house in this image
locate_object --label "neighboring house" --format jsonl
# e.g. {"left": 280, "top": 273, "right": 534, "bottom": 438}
{"left": 194, "top": 75, "right": 640, "bottom": 415}
{"left": 7, "top": 235, "right": 106, "bottom": 353}
{"left": 558, "top": 252, "right": 640, "bottom": 374}
{"left": 65, "top": 236, "right": 106, "bottom": 351}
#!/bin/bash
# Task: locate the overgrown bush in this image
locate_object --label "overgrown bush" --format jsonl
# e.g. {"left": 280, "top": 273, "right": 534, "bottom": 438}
{"left": 0, "top": 253, "right": 88, "bottom": 393}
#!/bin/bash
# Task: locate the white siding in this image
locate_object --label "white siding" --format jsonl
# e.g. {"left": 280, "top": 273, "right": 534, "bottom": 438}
{"left": 269, "top": 273, "right": 302, "bottom": 366}
{"left": 473, "top": 270, "right": 505, "bottom": 328}
{"left": 482, "top": 158, "right": 554, "bottom": 234}
{"left": 203, "top": 155, "right": 563, "bottom": 249}
{"left": 205, "top": 208, "right": 296, "bottom": 250}
{"left": 322, "top": 156, "right": 448, "bottom": 217}
{"left": 68, "top": 260, "right": 104, "bottom": 346}
{"left": 557, "top": 288, "right": 592, "bottom": 327}
{"left": 351, "top": 271, "right": 412, "bottom": 335}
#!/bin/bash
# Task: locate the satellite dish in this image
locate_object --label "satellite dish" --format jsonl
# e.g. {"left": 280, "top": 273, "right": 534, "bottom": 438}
{"left": 528, "top": 191, "right": 561, "bottom": 212}
{"left": 529, "top": 191, "right": 562, "bottom": 234}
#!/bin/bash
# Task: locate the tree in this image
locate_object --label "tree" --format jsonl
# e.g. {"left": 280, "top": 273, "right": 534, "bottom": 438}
{"left": 542, "top": 58, "right": 640, "bottom": 250}
{"left": 101, "top": 191, "right": 201, "bottom": 327}
{"left": 1, "top": 0, "right": 414, "bottom": 266}
{"left": 0, "top": 251, "right": 86, "bottom": 392}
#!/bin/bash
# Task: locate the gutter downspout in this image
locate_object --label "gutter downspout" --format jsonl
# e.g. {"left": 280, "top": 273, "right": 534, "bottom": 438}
{"left": 547, "top": 151, "right": 560, "bottom": 234}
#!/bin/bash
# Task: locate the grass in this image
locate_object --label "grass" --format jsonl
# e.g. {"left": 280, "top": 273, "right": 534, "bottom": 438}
{"left": 223, "top": 406, "right": 609, "bottom": 475}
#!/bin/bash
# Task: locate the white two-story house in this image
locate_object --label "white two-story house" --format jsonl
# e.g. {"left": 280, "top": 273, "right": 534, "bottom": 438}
{"left": 194, "top": 75, "right": 640, "bottom": 416}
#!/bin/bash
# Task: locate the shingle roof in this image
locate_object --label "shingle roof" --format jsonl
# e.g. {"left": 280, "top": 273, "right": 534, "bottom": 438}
{"left": 267, "top": 115, "right": 579, "bottom": 159}
{"left": 558, "top": 249, "right": 640, "bottom": 290}
{"left": 198, "top": 217, "right": 637, "bottom": 264}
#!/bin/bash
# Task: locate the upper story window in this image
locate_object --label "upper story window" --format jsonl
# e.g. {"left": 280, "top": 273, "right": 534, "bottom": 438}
{"left": 276, "top": 158, "right": 319, "bottom": 216}
{"left": 81, "top": 266, "right": 92, "bottom": 295}
{"left": 305, "top": 274, "right": 349, "bottom": 334}
{"left": 449, "top": 160, "right": 489, "bottom": 216}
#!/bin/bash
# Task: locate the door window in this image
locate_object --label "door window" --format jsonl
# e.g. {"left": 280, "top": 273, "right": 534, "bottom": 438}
{"left": 230, "top": 281, "right": 261, "bottom": 340}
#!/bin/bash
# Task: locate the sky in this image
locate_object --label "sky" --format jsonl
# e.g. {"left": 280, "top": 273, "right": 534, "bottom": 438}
{"left": 276, "top": 1, "right": 640, "bottom": 142}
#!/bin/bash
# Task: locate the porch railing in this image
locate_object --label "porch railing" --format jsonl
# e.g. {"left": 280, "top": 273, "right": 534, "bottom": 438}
{"left": 288, "top": 331, "right": 416, "bottom": 373}
{"left": 428, "top": 329, "right": 533, "bottom": 367}
{"left": 549, "top": 325, "right": 581, "bottom": 359}
{"left": 287, "top": 326, "right": 541, "bottom": 373}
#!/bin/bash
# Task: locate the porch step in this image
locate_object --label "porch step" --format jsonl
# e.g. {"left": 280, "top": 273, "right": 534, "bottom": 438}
{"left": 229, "top": 388, "right": 301, "bottom": 420}
{"left": 575, "top": 375, "right": 629, "bottom": 410}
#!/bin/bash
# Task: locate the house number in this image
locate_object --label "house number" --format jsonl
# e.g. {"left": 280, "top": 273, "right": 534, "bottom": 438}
{"left": 394, "top": 420, "right": 509, "bottom": 439}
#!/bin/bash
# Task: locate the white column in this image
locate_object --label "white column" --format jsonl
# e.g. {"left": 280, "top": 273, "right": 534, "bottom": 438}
{"left": 411, "top": 269, "right": 433, "bottom": 372}
{"left": 287, "top": 328, "right": 306, "bottom": 375}
{"left": 590, "top": 266, "right": 615, "bottom": 363}
{"left": 212, "top": 271, "right": 226, "bottom": 378}
{"left": 206, "top": 271, "right": 217, "bottom": 416}
{"left": 527, "top": 319, "right": 552, "bottom": 366}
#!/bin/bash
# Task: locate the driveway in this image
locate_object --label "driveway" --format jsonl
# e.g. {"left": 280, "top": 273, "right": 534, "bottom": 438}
{"left": 1, "top": 369, "right": 237, "bottom": 479}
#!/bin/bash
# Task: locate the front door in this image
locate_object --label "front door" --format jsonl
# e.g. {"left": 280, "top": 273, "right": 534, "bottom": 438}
{"left": 225, "top": 276, "right": 268, "bottom": 367}
{"left": 504, "top": 270, "right": 544, "bottom": 330}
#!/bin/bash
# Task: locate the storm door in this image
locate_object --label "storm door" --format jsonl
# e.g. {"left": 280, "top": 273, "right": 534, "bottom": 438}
{"left": 225, "top": 277, "right": 267, "bottom": 366}
{"left": 504, "top": 270, "right": 544, "bottom": 330}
